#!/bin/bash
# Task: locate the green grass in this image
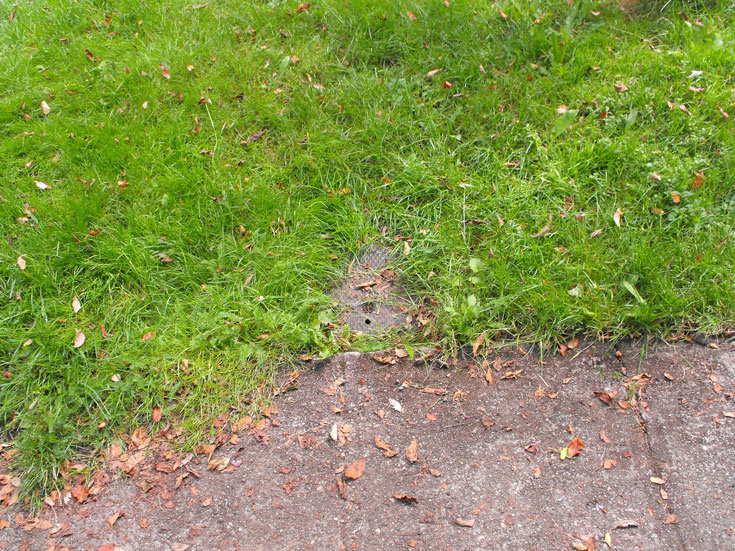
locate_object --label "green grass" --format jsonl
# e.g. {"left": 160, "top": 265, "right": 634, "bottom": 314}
{"left": 1, "top": 0, "right": 734, "bottom": 498}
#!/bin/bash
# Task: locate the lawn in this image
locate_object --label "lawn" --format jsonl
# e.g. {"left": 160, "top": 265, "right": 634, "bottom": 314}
{"left": 1, "top": 0, "right": 734, "bottom": 499}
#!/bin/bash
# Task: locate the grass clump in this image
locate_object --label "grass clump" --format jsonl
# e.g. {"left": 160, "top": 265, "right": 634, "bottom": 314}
{"left": 1, "top": 0, "right": 734, "bottom": 498}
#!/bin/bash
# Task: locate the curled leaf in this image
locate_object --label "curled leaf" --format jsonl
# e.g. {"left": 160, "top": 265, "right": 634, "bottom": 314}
{"left": 73, "top": 330, "right": 86, "bottom": 349}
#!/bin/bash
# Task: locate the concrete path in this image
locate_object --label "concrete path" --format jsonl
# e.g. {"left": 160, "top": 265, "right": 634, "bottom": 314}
{"left": 1, "top": 340, "right": 734, "bottom": 550}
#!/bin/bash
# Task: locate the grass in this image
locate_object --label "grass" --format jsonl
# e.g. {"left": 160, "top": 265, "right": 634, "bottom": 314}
{"left": 1, "top": 0, "right": 734, "bottom": 499}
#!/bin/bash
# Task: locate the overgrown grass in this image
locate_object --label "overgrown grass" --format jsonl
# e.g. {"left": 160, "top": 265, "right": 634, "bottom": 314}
{"left": 1, "top": 0, "right": 734, "bottom": 498}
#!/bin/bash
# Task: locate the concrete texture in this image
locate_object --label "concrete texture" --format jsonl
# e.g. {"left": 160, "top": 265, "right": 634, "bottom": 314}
{"left": 1, "top": 340, "right": 733, "bottom": 551}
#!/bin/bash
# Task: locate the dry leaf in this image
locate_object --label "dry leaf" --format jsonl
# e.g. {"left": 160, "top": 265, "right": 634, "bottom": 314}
{"left": 613, "top": 83, "right": 628, "bottom": 93}
{"left": 604, "top": 458, "right": 617, "bottom": 469}
{"left": 152, "top": 406, "right": 162, "bottom": 423}
{"left": 296, "top": 3, "right": 311, "bottom": 13}
{"left": 672, "top": 191, "right": 681, "bottom": 204}
{"left": 72, "top": 296, "right": 82, "bottom": 313}
{"left": 403, "top": 240, "right": 411, "bottom": 255}
{"left": 484, "top": 367, "right": 494, "bottom": 385}
{"left": 663, "top": 514, "right": 677, "bottom": 525}
{"left": 717, "top": 105, "right": 729, "bottom": 121}
{"left": 41, "top": 101, "right": 51, "bottom": 115}
{"left": 472, "top": 332, "right": 486, "bottom": 355}
{"left": 614, "top": 519, "right": 639, "bottom": 529}
{"left": 590, "top": 228, "right": 603, "bottom": 238}
{"left": 406, "top": 11, "right": 417, "bottom": 20}
{"left": 406, "top": 438, "right": 418, "bottom": 463}
{"left": 426, "top": 68, "right": 441, "bottom": 79}
{"left": 604, "top": 532, "right": 612, "bottom": 548}
{"left": 567, "top": 337, "right": 579, "bottom": 349}
{"left": 17, "top": 256, "right": 26, "bottom": 270}
{"left": 389, "top": 398, "right": 402, "bottom": 412}
{"left": 650, "top": 476, "right": 665, "bottom": 485}
{"left": 375, "top": 436, "right": 398, "bottom": 457}
{"left": 454, "top": 517, "right": 475, "bottom": 527}
{"left": 107, "top": 511, "right": 124, "bottom": 527}
{"left": 442, "top": 80, "right": 453, "bottom": 89}
{"left": 567, "top": 437, "right": 584, "bottom": 458}
{"left": 652, "top": 173, "right": 662, "bottom": 181}
{"left": 692, "top": 172, "right": 704, "bottom": 189}
{"left": 613, "top": 208, "right": 623, "bottom": 228}
{"left": 141, "top": 331, "right": 155, "bottom": 342}
{"left": 532, "top": 214, "right": 553, "bottom": 238}
{"left": 73, "top": 330, "right": 86, "bottom": 348}
{"left": 498, "top": 9, "right": 509, "bottom": 21}
{"left": 35, "top": 180, "right": 49, "bottom": 190}
{"left": 344, "top": 457, "right": 366, "bottom": 480}
{"left": 160, "top": 65, "right": 170, "bottom": 79}
{"left": 392, "top": 494, "right": 418, "bottom": 504}
{"left": 533, "top": 465, "right": 542, "bottom": 478}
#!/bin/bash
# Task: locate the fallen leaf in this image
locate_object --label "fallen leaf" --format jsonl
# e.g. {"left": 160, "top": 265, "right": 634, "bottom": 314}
{"left": 17, "top": 256, "right": 26, "bottom": 270}
{"left": 567, "top": 337, "right": 579, "bottom": 349}
{"left": 672, "top": 191, "right": 681, "bottom": 204}
{"left": 559, "top": 343, "right": 568, "bottom": 356}
{"left": 663, "top": 514, "right": 677, "bottom": 525}
{"left": 533, "top": 465, "right": 542, "bottom": 478}
{"left": 594, "top": 391, "right": 617, "bottom": 406}
{"left": 101, "top": 323, "right": 110, "bottom": 338}
{"left": 484, "top": 367, "right": 494, "bottom": 385}
{"left": 532, "top": 214, "right": 553, "bottom": 238}
{"left": 652, "top": 173, "right": 662, "bottom": 181}
{"left": 442, "top": 80, "right": 453, "bottom": 89}
{"left": 613, "top": 83, "right": 629, "bottom": 93}
{"left": 406, "top": 438, "right": 418, "bottom": 463}
{"left": 679, "top": 104, "right": 693, "bottom": 116}
{"left": 171, "top": 545, "right": 189, "bottom": 551}
{"left": 426, "top": 412, "right": 437, "bottom": 421}
{"left": 590, "top": 228, "right": 603, "bottom": 238}
{"left": 72, "top": 296, "right": 82, "bottom": 313}
{"left": 160, "top": 65, "right": 170, "bottom": 79}
{"left": 406, "top": 11, "right": 417, "bottom": 20}
{"left": 152, "top": 406, "right": 162, "bottom": 423}
{"left": 73, "top": 330, "right": 86, "bottom": 348}
{"left": 613, "top": 208, "right": 623, "bottom": 228}
{"left": 650, "top": 476, "right": 665, "bottom": 485}
{"left": 604, "top": 532, "right": 612, "bottom": 548}
{"left": 200, "top": 497, "right": 212, "bottom": 507}
{"left": 472, "top": 331, "right": 486, "bottom": 355}
{"left": 375, "top": 436, "right": 398, "bottom": 457}
{"left": 498, "top": 9, "right": 509, "bottom": 21}
{"left": 454, "top": 517, "right": 475, "bottom": 527}
{"left": 141, "top": 331, "right": 155, "bottom": 342}
{"left": 660, "top": 486, "right": 669, "bottom": 500}
{"left": 560, "top": 437, "right": 584, "bottom": 460}
{"left": 717, "top": 105, "right": 729, "bottom": 121}
{"left": 614, "top": 519, "right": 639, "bottom": 529}
{"left": 691, "top": 172, "right": 704, "bottom": 189}
{"left": 604, "top": 458, "right": 617, "bottom": 469}
{"left": 41, "top": 101, "right": 51, "bottom": 115}
{"left": 557, "top": 104, "right": 569, "bottom": 115}
{"left": 392, "top": 494, "right": 418, "bottom": 504}
{"left": 389, "top": 398, "right": 402, "bottom": 412}
{"left": 426, "top": 68, "right": 441, "bottom": 79}
{"left": 35, "top": 180, "right": 49, "bottom": 190}
{"left": 107, "top": 511, "right": 124, "bottom": 527}
{"left": 296, "top": 2, "right": 311, "bottom": 13}
{"left": 85, "top": 48, "right": 96, "bottom": 61}
{"left": 481, "top": 415, "right": 494, "bottom": 428}
{"left": 246, "top": 130, "right": 266, "bottom": 144}
{"left": 344, "top": 457, "right": 366, "bottom": 480}
{"left": 723, "top": 411, "right": 735, "bottom": 418}
{"left": 403, "top": 240, "right": 411, "bottom": 255}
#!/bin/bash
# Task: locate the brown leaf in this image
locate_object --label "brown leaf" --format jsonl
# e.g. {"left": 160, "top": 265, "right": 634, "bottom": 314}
{"left": 344, "top": 457, "right": 366, "bottom": 480}
{"left": 533, "top": 465, "right": 542, "bottom": 478}
{"left": 604, "top": 458, "right": 617, "bottom": 469}
{"left": 594, "top": 391, "right": 616, "bottom": 406}
{"left": 17, "top": 256, "right": 26, "bottom": 270}
{"left": 375, "top": 436, "right": 398, "bottom": 457}
{"left": 406, "top": 11, "right": 417, "bottom": 20}
{"left": 559, "top": 343, "right": 568, "bottom": 356}
{"left": 101, "top": 323, "right": 110, "bottom": 338}
{"left": 567, "top": 437, "right": 584, "bottom": 458}
{"left": 152, "top": 406, "right": 162, "bottom": 423}
{"left": 663, "top": 514, "right": 677, "bottom": 525}
{"left": 498, "top": 9, "right": 509, "bottom": 21}
{"left": 426, "top": 68, "right": 441, "bottom": 79}
{"left": 567, "top": 337, "right": 579, "bottom": 349}
{"left": 532, "top": 214, "right": 553, "bottom": 238}
{"left": 160, "top": 65, "right": 170, "bottom": 79}
{"left": 337, "top": 477, "right": 347, "bottom": 499}
{"left": 484, "top": 367, "right": 494, "bottom": 385}
{"left": 85, "top": 48, "right": 96, "bottom": 61}
{"left": 392, "top": 494, "right": 418, "bottom": 504}
{"left": 73, "top": 329, "right": 86, "bottom": 349}
{"left": 472, "top": 331, "right": 486, "bottom": 355}
{"left": 246, "top": 130, "right": 266, "bottom": 144}
{"left": 72, "top": 296, "right": 82, "bottom": 313}
{"left": 454, "top": 517, "right": 476, "bottom": 527}
{"left": 650, "top": 476, "right": 665, "bottom": 485}
{"left": 692, "top": 172, "right": 704, "bottom": 189}
{"left": 717, "top": 105, "right": 729, "bottom": 121}
{"left": 107, "top": 511, "right": 124, "bottom": 527}
{"left": 141, "top": 331, "right": 155, "bottom": 342}
{"left": 406, "top": 438, "right": 418, "bottom": 463}
{"left": 481, "top": 415, "right": 494, "bottom": 428}
{"left": 442, "top": 80, "right": 453, "bottom": 89}
{"left": 41, "top": 101, "right": 51, "bottom": 115}
{"left": 613, "top": 83, "right": 628, "bottom": 93}
{"left": 71, "top": 484, "right": 89, "bottom": 503}
{"left": 35, "top": 180, "right": 49, "bottom": 190}
{"left": 296, "top": 2, "right": 311, "bottom": 13}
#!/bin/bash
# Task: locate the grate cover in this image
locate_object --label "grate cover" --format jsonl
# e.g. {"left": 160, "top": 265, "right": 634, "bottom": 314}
{"left": 331, "top": 244, "right": 409, "bottom": 335}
